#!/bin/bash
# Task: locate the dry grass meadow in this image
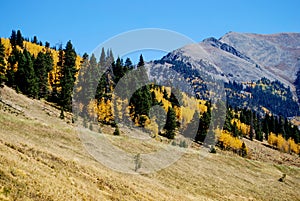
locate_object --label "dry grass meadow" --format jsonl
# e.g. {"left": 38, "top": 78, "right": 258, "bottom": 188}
{"left": 0, "top": 86, "right": 299, "bottom": 201}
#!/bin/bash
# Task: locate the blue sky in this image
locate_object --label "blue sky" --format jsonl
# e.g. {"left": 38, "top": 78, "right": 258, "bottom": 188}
{"left": 1, "top": 0, "right": 300, "bottom": 62}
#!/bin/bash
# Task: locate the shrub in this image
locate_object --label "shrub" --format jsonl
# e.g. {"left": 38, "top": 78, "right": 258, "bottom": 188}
{"left": 89, "top": 123, "right": 93, "bottom": 131}
{"left": 113, "top": 126, "right": 120, "bottom": 136}
{"left": 209, "top": 146, "right": 217, "bottom": 153}
{"left": 179, "top": 140, "right": 188, "bottom": 148}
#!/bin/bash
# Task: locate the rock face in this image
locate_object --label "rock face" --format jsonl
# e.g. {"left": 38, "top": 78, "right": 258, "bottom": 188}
{"left": 220, "top": 32, "right": 300, "bottom": 85}
{"left": 153, "top": 32, "right": 300, "bottom": 91}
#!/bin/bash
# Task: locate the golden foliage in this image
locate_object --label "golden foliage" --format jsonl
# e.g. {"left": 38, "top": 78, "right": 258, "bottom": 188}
{"left": 268, "top": 133, "right": 300, "bottom": 154}
{"left": 87, "top": 99, "right": 98, "bottom": 121}
{"left": 180, "top": 92, "right": 207, "bottom": 127}
{"left": 1, "top": 38, "right": 82, "bottom": 93}
{"left": 149, "top": 86, "right": 208, "bottom": 134}
{"left": 276, "top": 134, "right": 288, "bottom": 152}
{"left": 218, "top": 130, "right": 248, "bottom": 155}
{"left": 145, "top": 116, "right": 159, "bottom": 137}
{"left": 0, "top": 38, "right": 12, "bottom": 60}
{"left": 268, "top": 132, "right": 277, "bottom": 148}
{"left": 231, "top": 118, "right": 250, "bottom": 136}
{"left": 23, "top": 41, "right": 47, "bottom": 56}
{"left": 173, "top": 106, "right": 181, "bottom": 120}
{"left": 287, "top": 138, "right": 299, "bottom": 154}
{"left": 97, "top": 98, "right": 114, "bottom": 123}
{"left": 151, "top": 87, "right": 172, "bottom": 111}
{"left": 219, "top": 130, "right": 241, "bottom": 150}
{"left": 181, "top": 107, "right": 195, "bottom": 127}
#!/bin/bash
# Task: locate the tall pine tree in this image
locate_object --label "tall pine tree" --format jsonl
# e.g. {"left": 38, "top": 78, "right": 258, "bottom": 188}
{"left": 50, "top": 44, "right": 64, "bottom": 102}
{"left": 195, "top": 103, "right": 211, "bottom": 142}
{"left": 137, "top": 54, "right": 144, "bottom": 68}
{"left": 6, "top": 48, "right": 20, "bottom": 88}
{"left": 16, "top": 30, "right": 24, "bottom": 48}
{"left": 60, "top": 41, "right": 77, "bottom": 111}
{"left": 99, "top": 47, "right": 106, "bottom": 67}
{"left": 34, "top": 51, "right": 53, "bottom": 99}
{"left": 15, "top": 49, "right": 38, "bottom": 97}
{"left": 0, "top": 39, "right": 6, "bottom": 88}
{"left": 164, "top": 107, "right": 177, "bottom": 139}
{"left": 10, "top": 30, "right": 17, "bottom": 47}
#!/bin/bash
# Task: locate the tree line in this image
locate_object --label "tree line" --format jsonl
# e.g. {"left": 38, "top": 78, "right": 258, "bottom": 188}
{"left": 0, "top": 29, "right": 299, "bottom": 156}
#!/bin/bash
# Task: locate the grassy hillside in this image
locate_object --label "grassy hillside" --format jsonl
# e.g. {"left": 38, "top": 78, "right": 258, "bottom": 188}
{"left": 0, "top": 86, "right": 299, "bottom": 200}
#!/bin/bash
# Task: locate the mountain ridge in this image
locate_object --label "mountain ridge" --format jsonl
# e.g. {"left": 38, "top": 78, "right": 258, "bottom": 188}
{"left": 149, "top": 32, "right": 300, "bottom": 117}
{"left": 160, "top": 32, "right": 300, "bottom": 87}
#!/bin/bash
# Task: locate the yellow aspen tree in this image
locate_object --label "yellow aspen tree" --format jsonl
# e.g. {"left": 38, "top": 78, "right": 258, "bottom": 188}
{"left": 276, "top": 134, "right": 285, "bottom": 151}
{"left": 288, "top": 138, "right": 299, "bottom": 154}
{"left": 145, "top": 116, "right": 158, "bottom": 137}
{"left": 268, "top": 132, "right": 278, "bottom": 148}
{"left": 218, "top": 130, "right": 244, "bottom": 152}
{"left": 87, "top": 99, "right": 98, "bottom": 122}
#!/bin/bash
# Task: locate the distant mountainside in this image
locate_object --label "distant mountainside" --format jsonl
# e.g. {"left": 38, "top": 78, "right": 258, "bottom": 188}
{"left": 220, "top": 32, "right": 300, "bottom": 85}
{"left": 149, "top": 32, "right": 300, "bottom": 117}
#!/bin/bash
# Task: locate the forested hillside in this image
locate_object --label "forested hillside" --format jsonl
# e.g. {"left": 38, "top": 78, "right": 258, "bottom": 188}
{"left": 0, "top": 30, "right": 299, "bottom": 158}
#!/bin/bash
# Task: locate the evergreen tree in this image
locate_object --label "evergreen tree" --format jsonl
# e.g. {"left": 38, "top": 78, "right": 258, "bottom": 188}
{"left": 269, "top": 115, "right": 276, "bottom": 133}
{"left": 124, "top": 57, "right": 133, "bottom": 70}
{"left": 195, "top": 105, "right": 211, "bottom": 142}
{"left": 34, "top": 51, "right": 53, "bottom": 98}
{"left": 60, "top": 41, "right": 77, "bottom": 111}
{"left": 15, "top": 49, "right": 38, "bottom": 97}
{"left": 112, "top": 57, "right": 124, "bottom": 83}
{"left": 16, "top": 30, "right": 23, "bottom": 48}
{"left": 223, "top": 108, "right": 233, "bottom": 132}
{"left": 169, "top": 87, "right": 181, "bottom": 107}
{"left": 263, "top": 114, "right": 270, "bottom": 140}
{"left": 99, "top": 47, "right": 106, "bottom": 67}
{"left": 164, "top": 107, "right": 177, "bottom": 139}
{"left": 105, "top": 49, "right": 114, "bottom": 67}
{"left": 76, "top": 53, "right": 100, "bottom": 118}
{"left": 150, "top": 102, "right": 165, "bottom": 133}
{"left": 109, "top": 49, "right": 114, "bottom": 64}
{"left": 130, "top": 85, "right": 152, "bottom": 122}
{"left": 32, "top": 36, "right": 38, "bottom": 44}
{"left": 137, "top": 54, "right": 145, "bottom": 68}
{"left": 10, "top": 30, "right": 17, "bottom": 47}
{"left": 232, "top": 121, "right": 240, "bottom": 137}
{"left": 255, "top": 121, "right": 263, "bottom": 141}
{"left": 249, "top": 110, "right": 254, "bottom": 141}
{"left": 74, "top": 53, "right": 89, "bottom": 112}
{"left": 163, "top": 89, "right": 169, "bottom": 100}
{"left": 45, "top": 41, "right": 50, "bottom": 48}
{"left": 241, "top": 142, "right": 247, "bottom": 157}
{"left": 213, "top": 100, "right": 226, "bottom": 129}
{"left": 183, "top": 110, "right": 199, "bottom": 139}
{"left": 0, "top": 40, "right": 6, "bottom": 87}
{"left": 6, "top": 48, "right": 20, "bottom": 88}
{"left": 87, "top": 54, "right": 98, "bottom": 99}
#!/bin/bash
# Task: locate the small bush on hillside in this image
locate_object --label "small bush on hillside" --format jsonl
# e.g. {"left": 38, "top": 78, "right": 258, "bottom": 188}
{"left": 113, "top": 126, "right": 120, "bottom": 136}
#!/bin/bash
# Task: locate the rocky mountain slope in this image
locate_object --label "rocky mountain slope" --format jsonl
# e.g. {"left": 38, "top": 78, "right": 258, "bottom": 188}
{"left": 149, "top": 32, "right": 300, "bottom": 116}
{"left": 220, "top": 32, "right": 300, "bottom": 84}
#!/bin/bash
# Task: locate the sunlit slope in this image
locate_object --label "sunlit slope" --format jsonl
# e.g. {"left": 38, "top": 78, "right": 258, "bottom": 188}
{"left": 0, "top": 86, "right": 299, "bottom": 201}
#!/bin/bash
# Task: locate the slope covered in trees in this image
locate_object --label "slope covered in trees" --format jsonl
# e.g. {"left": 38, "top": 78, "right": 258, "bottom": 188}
{"left": 1, "top": 29, "right": 299, "bottom": 158}
{"left": 1, "top": 30, "right": 81, "bottom": 114}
